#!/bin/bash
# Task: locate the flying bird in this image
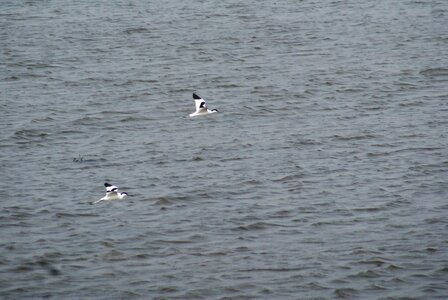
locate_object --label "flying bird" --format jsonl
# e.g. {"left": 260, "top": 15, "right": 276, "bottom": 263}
{"left": 92, "top": 182, "right": 128, "bottom": 204}
{"left": 189, "top": 93, "right": 218, "bottom": 117}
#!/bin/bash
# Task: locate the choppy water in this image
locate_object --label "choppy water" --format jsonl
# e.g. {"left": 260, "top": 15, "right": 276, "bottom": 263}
{"left": 1, "top": 0, "right": 448, "bottom": 299}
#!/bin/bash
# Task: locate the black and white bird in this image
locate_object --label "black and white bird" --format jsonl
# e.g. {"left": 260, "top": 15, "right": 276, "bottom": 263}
{"left": 189, "top": 93, "right": 218, "bottom": 117}
{"left": 92, "top": 182, "right": 128, "bottom": 204}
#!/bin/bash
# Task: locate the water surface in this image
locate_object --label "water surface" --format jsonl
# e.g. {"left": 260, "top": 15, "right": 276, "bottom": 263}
{"left": 1, "top": 0, "right": 448, "bottom": 299}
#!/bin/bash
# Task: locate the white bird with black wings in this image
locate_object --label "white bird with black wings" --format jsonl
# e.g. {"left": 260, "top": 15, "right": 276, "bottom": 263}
{"left": 92, "top": 182, "right": 128, "bottom": 204}
{"left": 189, "top": 93, "right": 219, "bottom": 117}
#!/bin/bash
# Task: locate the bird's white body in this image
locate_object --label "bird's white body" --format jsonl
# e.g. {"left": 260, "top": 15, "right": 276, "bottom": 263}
{"left": 93, "top": 183, "right": 128, "bottom": 204}
{"left": 189, "top": 93, "right": 218, "bottom": 117}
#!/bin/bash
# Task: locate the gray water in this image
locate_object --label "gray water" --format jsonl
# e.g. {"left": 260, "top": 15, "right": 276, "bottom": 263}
{"left": 1, "top": 0, "right": 448, "bottom": 299}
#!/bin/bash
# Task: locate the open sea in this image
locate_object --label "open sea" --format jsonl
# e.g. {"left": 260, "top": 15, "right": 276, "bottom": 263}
{"left": 1, "top": 0, "right": 448, "bottom": 299}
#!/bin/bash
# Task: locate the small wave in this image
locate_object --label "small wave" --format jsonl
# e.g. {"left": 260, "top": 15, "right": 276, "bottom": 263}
{"left": 269, "top": 209, "right": 293, "bottom": 218}
{"left": 131, "top": 253, "right": 152, "bottom": 260}
{"left": 153, "top": 239, "right": 192, "bottom": 244}
{"left": 357, "top": 258, "right": 387, "bottom": 267}
{"left": 332, "top": 133, "right": 377, "bottom": 141}
{"left": 240, "top": 267, "right": 305, "bottom": 272}
{"left": 71, "top": 115, "right": 99, "bottom": 125}
{"left": 398, "top": 100, "right": 425, "bottom": 107}
{"left": 234, "top": 222, "right": 268, "bottom": 231}
{"left": 7, "top": 61, "right": 59, "bottom": 69}
{"left": 124, "top": 27, "right": 149, "bottom": 34}
{"left": 11, "top": 259, "right": 61, "bottom": 276}
{"left": 424, "top": 217, "right": 447, "bottom": 225}
{"left": 367, "top": 147, "right": 443, "bottom": 157}
{"left": 30, "top": 116, "right": 56, "bottom": 123}
{"left": 297, "top": 138, "right": 321, "bottom": 145}
{"left": 420, "top": 67, "right": 448, "bottom": 77}
{"left": 434, "top": 266, "right": 448, "bottom": 274}
{"left": 272, "top": 173, "right": 304, "bottom": 182}
{"left": 234, "top": 246, "right": 250, "bottom": 252}
{"left": 386, "top": 264, "right": 403, "bottom": 272}
{"left": 54, "top": 212, "right": 98, "bottom": 218}
{"left": 116, "top": 79, "right": 159, "bottom": 86}
{"left": 154, "top": 197, "right": 173, "bottom": 205}
{"left": 153, "top": 195, "right": 190, "bottom": 206}
{"left": 352, "top": 206, "right": 384, "bottom": 212}
{"left": 334, "top": 288, "right": 358, "bottom": 298}
{"left": 13, "top": 129, "right": 49, "bottom": 140}
{"left": 72, "top": 112, "right": 136, "bottom": 126}
{"left": 234, "top": 221, "right": 286, "bottom": 231}
{"left": 311, "top": 219, "right": 353, "bottom": 227}
{"left": 202, "top": 251, "right": 228, "bottom": 257}
{"left": 3, "top": 75, "right": 20, "bottom": 81}
{"left": 120, "top": 115, "right": 153, "bottom": 123}
{"left": 102, "top": 250, "right": 126, "bottom": 262}
{"left": 219, "top": 156, "right": 252, "bottom": 162}
{"left": 215, "top": 83, "right": 241, "bottom": 88}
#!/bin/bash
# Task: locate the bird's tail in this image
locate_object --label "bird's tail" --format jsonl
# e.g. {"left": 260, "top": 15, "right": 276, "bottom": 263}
{"left": 92, "top": 198, "right": 105, "bottom": 204}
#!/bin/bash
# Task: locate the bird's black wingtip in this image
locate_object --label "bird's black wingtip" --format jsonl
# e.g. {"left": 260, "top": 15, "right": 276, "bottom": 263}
{"left": 104, "top": 182, "right": 112, "bottom": 187}
{"left": 193, "top": 93, "right": 201, "bottom": 99}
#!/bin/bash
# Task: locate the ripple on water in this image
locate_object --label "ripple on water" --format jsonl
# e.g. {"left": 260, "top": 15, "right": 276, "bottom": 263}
{"left": 2, "top": 0, "right": 448, "bottom": 299}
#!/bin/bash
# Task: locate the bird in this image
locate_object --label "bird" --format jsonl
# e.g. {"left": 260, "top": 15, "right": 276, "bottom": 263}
{"left": 189, "top": 93, "right": 219, "bottom": 117}
{"left": 92, "top": 182, "right": 128, "bottom": 204}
